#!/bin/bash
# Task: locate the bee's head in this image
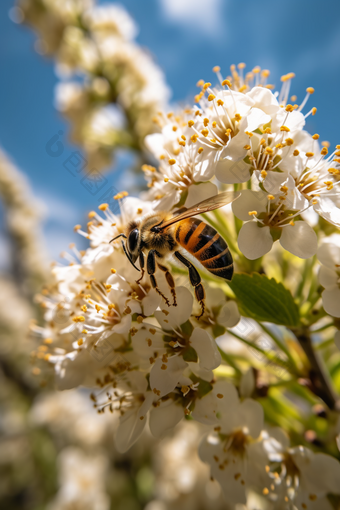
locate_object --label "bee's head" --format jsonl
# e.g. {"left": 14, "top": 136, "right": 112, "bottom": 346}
{"left": 126, "top": 223, "right": 140, "bottom": 263}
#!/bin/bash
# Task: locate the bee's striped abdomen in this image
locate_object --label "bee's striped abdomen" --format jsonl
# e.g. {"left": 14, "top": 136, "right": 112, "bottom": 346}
{"left": 175, "top": 218, "right": 233, "bottom": 281}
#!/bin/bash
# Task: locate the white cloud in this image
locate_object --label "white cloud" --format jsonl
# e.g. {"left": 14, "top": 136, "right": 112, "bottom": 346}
{"left": 159, "top": 0, "right": 224, "bottom": 38}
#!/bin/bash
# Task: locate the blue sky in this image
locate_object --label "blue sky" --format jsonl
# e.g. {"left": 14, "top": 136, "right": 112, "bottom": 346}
{"left": 1, "top": 0, "right": 340, "bottom": 263}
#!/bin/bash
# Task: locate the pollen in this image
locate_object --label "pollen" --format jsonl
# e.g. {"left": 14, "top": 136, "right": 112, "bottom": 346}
{"left": 168, "top": 159, "right": 176, "bottom": 165}
{"left": 263, "top": 488, "right": 269, "bottom": 495}
{"left": 72, "top": 316, "right": 85, "bottom": 322}
{"left": 306, "top": 87, "right": 315, "bottom": 94}
{"left": 267, "top": 195, "right": 275, "bottom": 200}
{"left": 188, "top": 120, "right": 195, "bottom": 128}
{"left": 293, "top": 149, "right": 300, "bottom": 156}
{"left": 234, "top": 113, "right": 242, "bottom": 121}
{"left": 198, "top": 147, "right": 204, "bottom": 154}
{"left": 196, "top": 79, "right": 204, "bottom": 87}
{"left": 44, "top": 338, "right": 53, "bottom": 345}
{"left": 312, "top": 107, "right": 317, "bottom": 115}
{"left": 306, "top": 152, "right": 314, "bottom": 158}
{"left": 81, "top": 305, "right": 87, "bottom": 312}
{"left": 280, "top": 126, "right": 290, "bottom": 132}
{"left": 203, "top": 118, "right": 209, "bottom": 126}
{"left": 203, "top": 82, "right": 211, "bottom": 90}
{"left": 244, "top": 145, "right": 251, "bottom": 150}
{"left": 161, "top": 364, "right": 167, "bottom": 370}
{"left": 312, "top": 133, "right": 319, "bottom": 140}
{"left": 248, "top": 210, "right": 257, "bottom": 216}
{"left": 74, "top": 224, "right": 81, "bottom": 232}
{"left": 110, "top": 268, "right": 116, "bottom": 274}
{"left": 264, "top": 128, "right": 272, "bottom": 134}
{"left": 216, "top": 99, "right": 224, "bottom": 106}
{"left": 222, "top": 79, "right": 232, "bottom": 87}
{"left": 98, "top": 203, "right": 109, "bottom": 210}
{"left": 321, "top": 147, "right": 328, "bottom": 156}
{"left": 213, "top": 65, "right": 221, "bottom": 72}
{"left": 172, "top": 126, "right": 178, "bottom": 132}
{"left": 201, "top": 129, "right": 209, "bottom": 137}
{"left": 285, "top": 104, "right": 295, "bottom": 112}
{"left": 216, "top": 393, "right": 224, "bottom": 399}
{"left": 261, "top": 170, "right": 267, "bottom": 178}
{"left": 77, "top": 338, "right": 84, "bottom": 346}
{"left": 208, "top": 94, "right": 216, "bottom": 101}
{"left": 285, "top": 138, "right": 294, "bottom": 146}
{"left": 88, "top": 211, "right": 96, "bottom": 218}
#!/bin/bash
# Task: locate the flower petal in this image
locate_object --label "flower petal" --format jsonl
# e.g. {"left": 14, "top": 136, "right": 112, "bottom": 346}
{"left": 190, "top": 327, "right": 221, "bottom": 370}
{"left": 279, "top": 221, "right": 317, "bottom": 259}
{"left": 232, "top": 190, "right": 267, "bottom": 221}
{"left": 238, "top": 222, "right": 273, "bottom": 260}
{"left": 185, "top": 182, "right": 218, "bottom": 208}
{"left": 215, "top": 157, "right": 251, "bottom": 184}
{"left": 155, "top": 286, "right": 193, "bottom": 329}
{"left": 150, "top": 355, "right": 188, "bottom": 397}
{"left": 218, "top": 301, "right": 240, "bottom": 328}
{"left": 322, "top": 287, "right": 340, "bottom": 318}
{"left": 149, "top": 399, "right": 183, "bottom": 438}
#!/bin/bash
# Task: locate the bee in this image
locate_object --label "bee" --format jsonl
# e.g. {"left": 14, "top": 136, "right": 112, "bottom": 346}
{"left": 110, "top": 192, "right": 240, "bottom": 319}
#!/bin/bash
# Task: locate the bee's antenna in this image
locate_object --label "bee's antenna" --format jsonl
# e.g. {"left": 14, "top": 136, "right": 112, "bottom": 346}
{"left": 109, "top": 233, "right": 127, "bottom": 243}
{"left": 121, "top": 240, "right": 140, "bottom": 272}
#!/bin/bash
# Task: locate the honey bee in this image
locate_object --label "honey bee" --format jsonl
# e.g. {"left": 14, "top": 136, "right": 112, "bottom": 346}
{"left": 110, "top": 191, "right": 240, "bottom": 319}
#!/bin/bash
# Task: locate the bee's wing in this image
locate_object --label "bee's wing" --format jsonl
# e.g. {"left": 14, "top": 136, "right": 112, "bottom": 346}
{"left": 157, "top": 191, "right": 240, "bottom": 230}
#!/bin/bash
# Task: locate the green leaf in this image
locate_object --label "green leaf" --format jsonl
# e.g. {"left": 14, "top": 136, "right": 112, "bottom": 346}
{"left": 228, "top": 273, "right": 300, "bottom": 327}
{"left": 183, "top": 346, "right": 198, "bottom": 363}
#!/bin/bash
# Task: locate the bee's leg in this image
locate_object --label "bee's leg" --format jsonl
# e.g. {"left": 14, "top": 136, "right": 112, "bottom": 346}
{"left": 157, "top": 263, "right": 177, "bottom": 306}
{"left": 147, "top": 250, "right": 171, "bottom": 307}
{"left": 136, "top": 251, "right": 145, "bottom": 285}
{"left": 174, "top": 251, "right": 205, "bottom": 319}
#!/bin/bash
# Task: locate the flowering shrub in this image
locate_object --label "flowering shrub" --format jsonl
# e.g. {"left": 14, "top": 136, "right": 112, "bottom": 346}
{"left": 27, "top": 54, "right": 340, "bottom": 509}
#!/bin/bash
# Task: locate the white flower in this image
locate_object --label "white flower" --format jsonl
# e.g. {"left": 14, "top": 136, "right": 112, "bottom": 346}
{"left": 84, "top": 4, "right": 138, "bottom": 41}
{"left": 264, "top": 429, "right": 340, "bottom": 509}
{"left": 144, "top": 108, "right": 217, "bottom": 210}
{"left": 48, "top": 447, "right": 109, "bottom": 510}
{"left": 233, "top": 190, "right": 317, "bottom": 259}
{"left": 197, "top": 381, "right": 269, "bottom": 506}
{"left": 317, "top": 234, "right": 340, "bottom": 317}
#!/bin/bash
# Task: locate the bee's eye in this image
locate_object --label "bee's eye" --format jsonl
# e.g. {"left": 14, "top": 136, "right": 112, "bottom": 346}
{"left": 128, "top": 229, "right": 139, "bottom": 253}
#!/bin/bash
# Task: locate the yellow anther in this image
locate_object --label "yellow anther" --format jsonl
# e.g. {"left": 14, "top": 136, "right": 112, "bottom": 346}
{"left": 216, "top": 393, "right": 224, "bottom": 399}
{"left": 196, "top": 79, "right": 204, "bottom": 87}
{"left": 188, "top": 120, "right": 195, "bottom": 127}
{"left": 222, "top": 79, "right": 232, "bottom": 87}
{"left": 72, "top": 316, "right": 85, "bottom": 322}
{"left": 285, "top": 104, "right": 294, "bottom": 112}
{"left": 195, "top": 110, "right": 202, "bottom": 116}
{"left": 234, "top": 113, "right": 242, "bottom": 122}
{"left": 321, "top": 147, "right": 328, "bottom": 156}
{"left": 238, "top": 85, "right": 247, "bottom": 92}
{"left": 195, "top": 93, "right": 204, "bottom": 103}
{"left": 88, "top": 211, "right": 96, "bottom": 219}
{"left": 77, "top": 338, "right": 84, "bottom": 346}
{"left": 179, "top": 141, "right": 186, "bottom": 147}
{"left": 98, "top": 203, "right": 109, "bottom": 210}
{"left": 172, "top": 126, "right": 178, "bottom": 132}
{"left": 291, "top": 95, "right": 297, "bottom": 101}
{"left": 312, "top": 107, "right": 317, "bottom": 115}
{"left": 181, "top": 135, "right": 186, "bottom": 141}
{"left": 110, "top": 268, "right": 116, "bottom": 274}
{"left": 210, "top": 138, "right": 217, "bottom": 143}
{"left": 213, "top": 66, "right": 221, "bottom": 72}
{"left": 167, "top": 112, "right": 173, "bottom": 118}
{"left": 114, "top": 192, "right": 128, "bottom": 199}
{"left": 74, "top": 224, "right": 81, "bottom": 232}
{"left": 306, "top": 87, "right": 315, "bottom": 94}
{"left": 201, "top": 128, "right": 209, "bottom": 137}
{"left": 164, "top": 177, "right": 169, "bottom": 182}
{"left": 293, "top": 149, "right": 300, "bottom": 156}
{"left": 312, "top": 133, "right": 319, "bottom": 140}
{"left": 265, "top": 147, "right": 274, "bottom": 154}
{"left": 137, "top": 208, "right": 143, "bottom": 214}
{"left": 168, "top": 158, "right": 176, "bottom": 165}
{"left": 267, "top": 194, "right": 275, "bottom": 200}
{"left": 142, "top": 164, "right": 156, "bottom": 172}
{"left": 225, "top": 128, "right": 232, "bottom": 137}
{"left": 263, "top": 488, "right": 269, "bottom": 495}
{"left": 208, "top": 94, "right": 216, "bottom": 101}
{"left": 44, "top": 338, "right": 53, "bottom": 345}
{"left": 280, "top": 126, "right": 290, "bottom": 132}
{"left": 281, "top": 72, "right": 295, "bottom": 82}
{"left": 285, "top": 138, "right": 294, "bottom": 146}
{"left": 245, "top": 131, "right": 253, "bottom": 137}
{"left": 198, "top": 147, "right": 204, "bottom": 154}
{"left": 191, "top": 134, "right": 199, "bottom": 142}
{"left": 217, "top": 99, "right": 224, "bottom": 106}
{"left": 95, "top": 305, "right": 102, "bottom": 313}
{"left": 212, "top": 121, "right": 217, "bottom": 128}
{"left": 203, "top": 82, "right": 212, "bottom": 90}
{"left": 248, "top": 210, "right": 257, "bottom": 216}
{"left": 244, "top": 145, "right": 251, "bottom": 150}
{"left": 306, "top": 152, "right": 314, "bottom": 158}
{"left": 203, "top": 118, "right": 209, "bottom": 126}
{"left": 321, "top": 141, "right": 330, "bottom": 147}
{"left": 238, "top": 62, "right": 246, "bottom": 69}
{"left": 280, "top": 185, "right": 288, "bottom": 192}
{"left": 261, "top": 170, "right": 268, "bottom": 178}
{"left": 252, "top": 66, "right": 261, "bottom": 74}
{"left": 261, "top": 69, "right": 270, "bottom": 77}
{"left": 160, "top": 154, "right": 166, "bottom": 160}
{"left": 81, "top": 305, "right": 87, "bottom": 312}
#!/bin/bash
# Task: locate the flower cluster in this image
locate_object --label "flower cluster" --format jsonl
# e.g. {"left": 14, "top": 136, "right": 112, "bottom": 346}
{"left": 31, "top": 62, "right": 340, "bottom": 509}
{"left": 17, "top": 0, "right": 170, "bottom": 170}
